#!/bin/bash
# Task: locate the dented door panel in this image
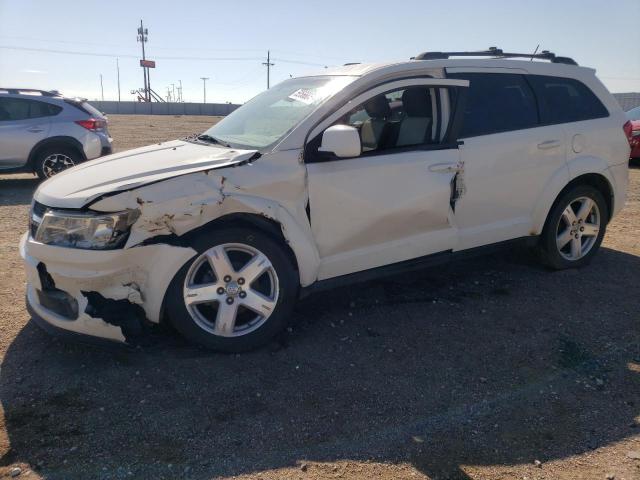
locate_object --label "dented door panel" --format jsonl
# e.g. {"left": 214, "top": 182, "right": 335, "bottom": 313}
{"left": 308, "top": 148, "right": 460, "bottom": 279}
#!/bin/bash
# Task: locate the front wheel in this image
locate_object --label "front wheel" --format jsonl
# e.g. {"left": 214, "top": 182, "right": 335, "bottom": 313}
{"left": 537, "top": 185, "right": 608, "bottom": 269}
{"left": 165, "top": 227, "right": 299, "bottom": 352}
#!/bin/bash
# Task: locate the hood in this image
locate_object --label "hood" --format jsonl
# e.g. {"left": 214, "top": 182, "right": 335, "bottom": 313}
{"left": 34, "top": 140, "right": 258, "bottom": 209}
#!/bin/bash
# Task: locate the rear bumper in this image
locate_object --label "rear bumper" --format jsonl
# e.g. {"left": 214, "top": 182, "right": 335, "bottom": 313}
{"left": 82, "top": 130, "right": 112, "bottom": 160}
{"left": 101, "top": 145, "right": 113, "bottom": 156}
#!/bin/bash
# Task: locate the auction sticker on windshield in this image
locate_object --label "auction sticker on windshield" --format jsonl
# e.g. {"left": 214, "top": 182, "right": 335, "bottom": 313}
{"left": 288, "top": 88, "right": 317, "bottom": 105}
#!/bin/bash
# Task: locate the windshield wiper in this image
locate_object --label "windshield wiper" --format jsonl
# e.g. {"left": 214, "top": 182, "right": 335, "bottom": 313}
{"left": 196, "top": 134, "right": 231, "bottom": 147}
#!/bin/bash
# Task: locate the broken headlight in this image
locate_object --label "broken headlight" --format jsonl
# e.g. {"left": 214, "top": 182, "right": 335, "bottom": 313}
{"left": 34, "top": 209, "right": 139, "bottom": 250}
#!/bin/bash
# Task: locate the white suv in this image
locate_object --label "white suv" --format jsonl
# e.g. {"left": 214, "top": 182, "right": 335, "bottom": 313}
{"left": 21, "top": 49, "right": 631, "bottom": 352}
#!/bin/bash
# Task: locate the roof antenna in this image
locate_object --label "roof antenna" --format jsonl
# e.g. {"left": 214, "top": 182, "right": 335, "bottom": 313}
{"left": 530, "top": 44, "right": 540, "bottom": 61}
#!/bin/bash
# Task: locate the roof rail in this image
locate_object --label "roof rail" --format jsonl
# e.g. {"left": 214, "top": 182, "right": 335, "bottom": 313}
{"left": 413, "top": 47, "right": 578, "bottom": 65}
{"left": 0, "top": 88, "right": 61, "bottom": 96}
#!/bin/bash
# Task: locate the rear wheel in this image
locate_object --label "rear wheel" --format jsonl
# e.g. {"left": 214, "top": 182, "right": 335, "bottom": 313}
{"left": 165, "top": 227, "right": 298, "bottom": 352}
{"left": 537, "top": 185, "right": 608, "bottom": 269}
{"left": 34, "top": 146, "right": 81, "bottom": 179}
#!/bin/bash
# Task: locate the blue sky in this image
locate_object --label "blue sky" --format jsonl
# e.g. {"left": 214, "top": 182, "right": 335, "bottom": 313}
{"left": 0, "top": 0, "right": 638, "bottom": 103}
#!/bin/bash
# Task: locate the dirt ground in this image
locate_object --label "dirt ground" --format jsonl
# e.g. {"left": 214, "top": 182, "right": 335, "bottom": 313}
{"left": 0, "top": 114, "right": 639, "bottom": 480}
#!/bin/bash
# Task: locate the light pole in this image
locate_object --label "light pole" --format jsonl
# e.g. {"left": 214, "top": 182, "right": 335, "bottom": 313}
{"left": 200, "top": 77, "right": 209, "bottom": 103}
{"left": 99, "top": 74, "right": 104, "bottom": 101}
{"left": 262, "top": 50, "right": 274, "bottom": 89}
{"left": 137, "top": 20, "right": 149, "bottom": 101}
{"left": 116, "top": 58, "right": 121, "bottom": 102}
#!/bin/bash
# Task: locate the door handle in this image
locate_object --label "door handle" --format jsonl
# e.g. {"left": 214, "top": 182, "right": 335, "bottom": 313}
{"left": 429, "top": 162, "right": 462, "bottom": 173}
{"left": 537, "top": 139, "right": 562, "bottom": 150}
{"left": 27, "top": 127, "right": 44, "bottom": 133}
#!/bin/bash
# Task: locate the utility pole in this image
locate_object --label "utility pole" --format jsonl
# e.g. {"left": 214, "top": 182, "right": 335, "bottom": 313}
{"left": 116, "top": 58, "right": 121, "bottom": 102}
{"left": 262, "top": 50, "right": 275, "bottom": 89}
{"left": 100, "top": 74, "right": 104, "bottom": 101}
{"left": 178, "top": 80, "right": 183, "bottom": 102}
{"left": 200, "top": 77, "right": 209, "bottom": 103}
{"left": 171, "top": 83, "right": 176, "bottom": 103}
{"left": 137, "top": 20, "right": 149, "bottom": 101}
{"left": 166, "top": 86, "right": 171, "bottom": 102}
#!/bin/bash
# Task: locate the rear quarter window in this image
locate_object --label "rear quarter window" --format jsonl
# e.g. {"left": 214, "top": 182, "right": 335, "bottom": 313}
{"left": 64, "top": 99, "right": 105, "bottom": 118}
{"left": 79, "top": 101, "right": 104, "bottom": 118}
{"left": 447, "top": 72, "right": 538, "bottom": 138}
{"left": 30, "top": 101, "right": 62, "bottom": 118}
{"left": 528, "top": 75, "right": 609, "bottom": 124}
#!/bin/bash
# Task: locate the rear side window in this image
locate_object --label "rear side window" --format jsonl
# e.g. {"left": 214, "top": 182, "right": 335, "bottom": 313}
{"left": 448, "top": 73, "right": 538, "bottom": 137}
{"left": 71, "top": 100, "right": 104, "bottom": 118}
{"left": 528, "top": 75, "right": 609, "bottom": 124}
{"left": 0, "top": 98, "right": 61, "bottom": 121}
{"left": 30, "top": 101, "right": 62, "bottom": 118}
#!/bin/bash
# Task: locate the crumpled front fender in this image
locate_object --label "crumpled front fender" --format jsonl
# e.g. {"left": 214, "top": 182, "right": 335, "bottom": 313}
{"left": 90, "top": 162, "right": 320, "bottom": 286}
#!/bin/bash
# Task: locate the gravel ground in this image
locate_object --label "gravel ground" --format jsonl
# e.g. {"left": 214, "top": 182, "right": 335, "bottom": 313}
{"left": 0, "top": 114, "right": 639, "bottom": 480}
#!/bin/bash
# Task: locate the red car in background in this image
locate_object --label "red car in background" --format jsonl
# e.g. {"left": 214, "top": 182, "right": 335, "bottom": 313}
{"left": 627, "top": 106, "right": 640, "bottom": 159}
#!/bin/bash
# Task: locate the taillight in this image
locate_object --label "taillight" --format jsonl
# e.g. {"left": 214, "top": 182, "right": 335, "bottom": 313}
{"left": 75, "top": 118, "right": 105, "bottom": 131}
{"left": 623, "top": 120, "right": 633, "bottom": 145}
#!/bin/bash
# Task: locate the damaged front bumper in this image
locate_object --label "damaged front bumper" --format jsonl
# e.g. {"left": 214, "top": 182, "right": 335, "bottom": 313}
{"left": 19, "top": 232, "right": 196, "bottom": 344}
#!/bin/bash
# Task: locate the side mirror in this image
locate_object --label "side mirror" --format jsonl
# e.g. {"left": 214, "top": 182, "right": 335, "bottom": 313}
{"left": 318, "top": 125, "right": 361, "bottom": 158}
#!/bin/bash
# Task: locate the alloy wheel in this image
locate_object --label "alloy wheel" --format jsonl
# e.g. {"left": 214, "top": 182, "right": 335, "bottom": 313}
{"left": 183, "top": 243, "right": 279, "bottom": 337}
{"left": 555, "top": 196, "right": 601, "bottom": 261}
{"left": 42, "top": 153, "right": 75, "bottom": 177}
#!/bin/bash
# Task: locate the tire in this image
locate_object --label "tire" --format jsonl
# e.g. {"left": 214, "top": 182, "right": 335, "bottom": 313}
{"left": 165, "top": 227, "right": 299, "bottom": 352}
{"left": 537, "top": 184, "right": 608, "bottom": 270}
{"left": 33, "top": 145, "right": 81, "bottom": 180}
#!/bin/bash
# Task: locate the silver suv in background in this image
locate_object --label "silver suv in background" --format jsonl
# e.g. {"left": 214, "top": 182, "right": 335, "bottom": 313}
{"left": 0, "top": 88, "right": 112, "bottom": 179}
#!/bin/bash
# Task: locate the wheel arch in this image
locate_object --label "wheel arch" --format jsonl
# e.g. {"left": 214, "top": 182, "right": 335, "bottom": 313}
{"left": 531, "top": 153, "right": 617, "bottom": 236}
{"left": 198, "top": 206, "right": 320, "bottom": 288}
{"left": 185, "top": 212, "right": 300, "bottom": 269}
{"left": 125, "top": 203, "right": 321, "bottom": 288}
{"left": 92, "top": 170, "right": 321, "bottom": 287}
{"left": 27, "top": 136, "right": 86, "bottom": 170}
{"left": 535, "top": 171, "right": 614, "bottom": 237}
{"left": 154, "top": 211, "right": 313, "bottom": 330}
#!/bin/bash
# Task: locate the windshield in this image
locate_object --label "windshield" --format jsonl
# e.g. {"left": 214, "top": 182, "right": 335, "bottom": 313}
{"left": 627, "top": 106, "right": 640, "bottom": 121}
{"left": 202, "top": 75, "right": 356, "bottom": 150}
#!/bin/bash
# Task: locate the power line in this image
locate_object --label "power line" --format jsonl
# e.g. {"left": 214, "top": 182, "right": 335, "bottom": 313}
{"left": 270, "top": 49, "right": 347, "bottom": 61}
{"left": 0, "top": 35, "right": 268, "bottom": 53}
{"left": 0, "top": 45, "right": 334, "bottom": 66}
{"left": 0, "top": 44, "right": 138, "bottom": 58}
{"left": 0, "top": 35, "right": 347, "bottom": 60}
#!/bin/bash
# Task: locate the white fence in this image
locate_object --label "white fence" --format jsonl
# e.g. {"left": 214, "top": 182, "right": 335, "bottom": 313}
{"left": 613, "top": 93, "right": 640, "bottom": 112}
{"left": 91, "top": 101, "right": 240, "bottom": 116}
